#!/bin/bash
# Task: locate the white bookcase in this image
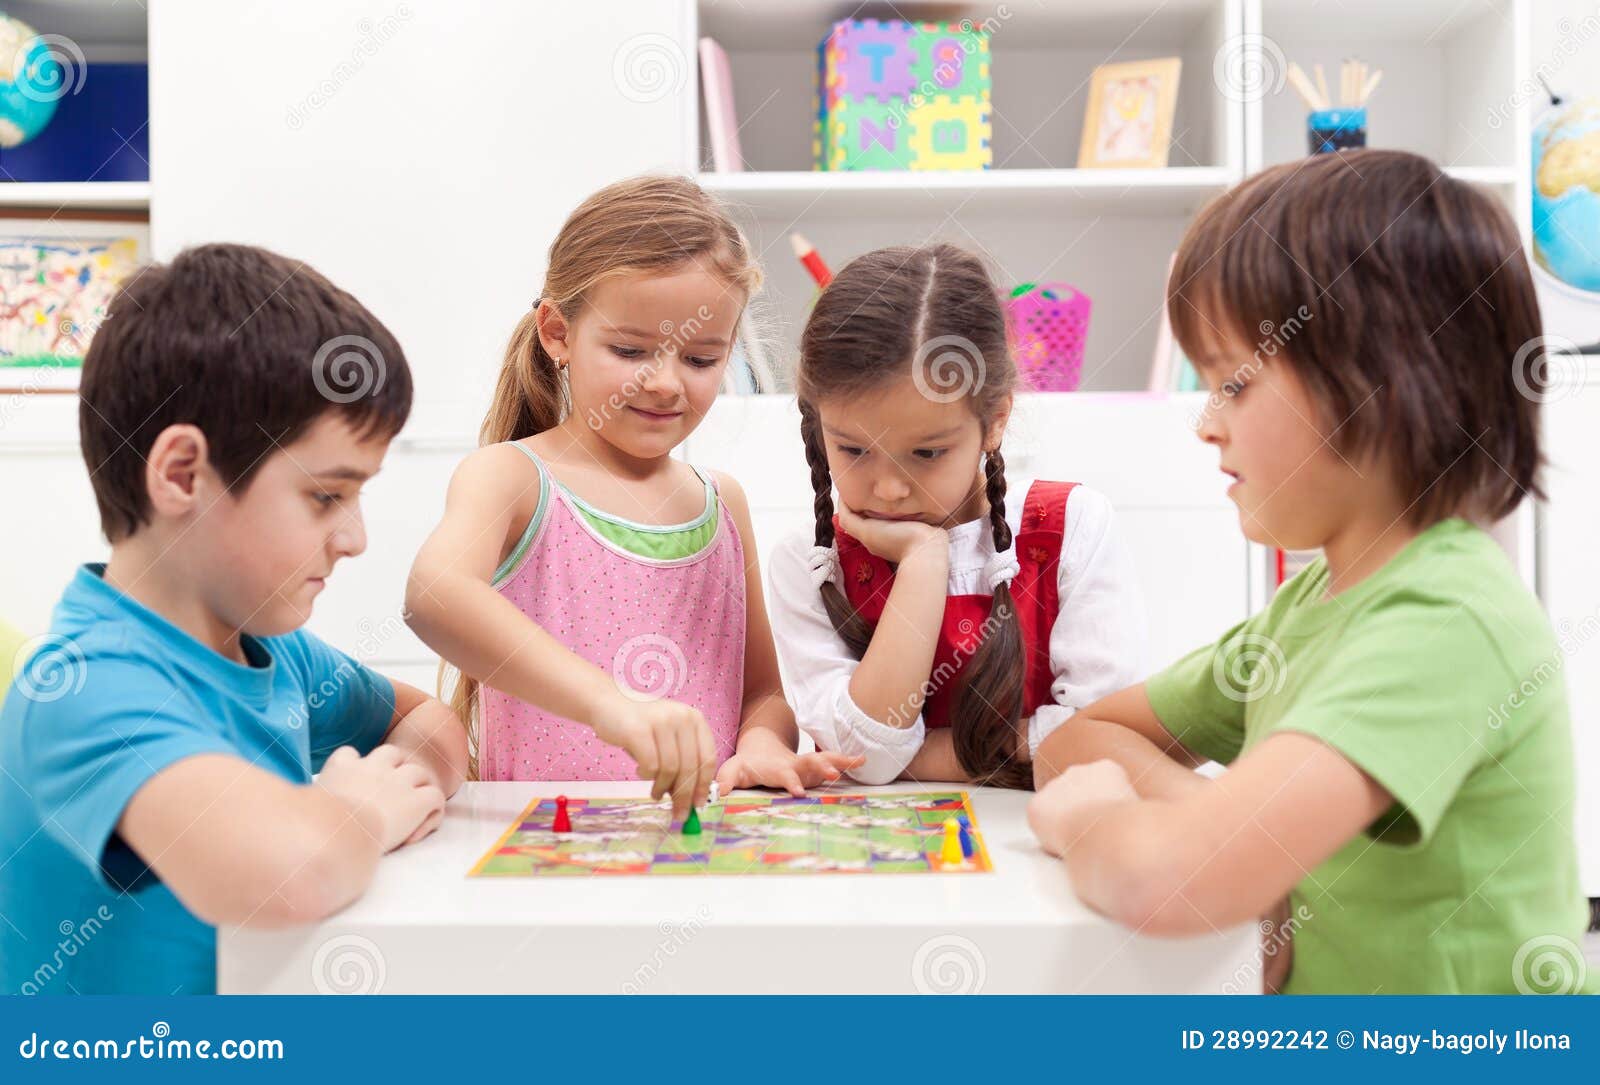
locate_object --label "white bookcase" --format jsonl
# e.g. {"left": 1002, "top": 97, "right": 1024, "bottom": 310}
{"left": 690, "top": 0, "right": 1530, "bottom": 390}
{"left": 693, "top": 0, "right": 1244, "bottom": 394}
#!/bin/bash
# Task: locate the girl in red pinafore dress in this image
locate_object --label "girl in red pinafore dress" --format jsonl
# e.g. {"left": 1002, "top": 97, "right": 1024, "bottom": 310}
{"left": 767, "top": 244, "right": 1146, "bottom": 789}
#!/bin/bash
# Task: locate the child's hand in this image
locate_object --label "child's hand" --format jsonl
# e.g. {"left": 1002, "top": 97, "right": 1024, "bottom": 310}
{"left": 836, "top": 505, "right": 949, "bottom": 565}
{"left": 715, "top": 728, "right": 866, "bottom": 797}
{"left": 1026, "top": 759, "right": 1137, "bottom": 857}
{"left": 594, "top": 698, "right": 717, "bottom": 819}
{"left": 317, "top": 745, "right": 446, "bottom": 853}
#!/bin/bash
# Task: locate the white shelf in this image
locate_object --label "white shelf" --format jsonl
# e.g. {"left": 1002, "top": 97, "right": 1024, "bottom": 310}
{"left": 698, "top": 0, "right": 1222, "bottom": 52}
{"left": 699, "top": 167, "right": 1240, "bottom": 219}
{"left": 1442, "top": 165, "right": 1518, "bottom": 187}
{"left": 1261, "top": 0, "right": 1512, "bottom": 42}
{"left": 0, "top": 182, "right": 150, "bottom": 212}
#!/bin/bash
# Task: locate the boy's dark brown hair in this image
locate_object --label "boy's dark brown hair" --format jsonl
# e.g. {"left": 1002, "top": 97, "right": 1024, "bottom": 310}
{"left": 80, "top": 243, "right": 413, "bottom": 541}
{"left": 798, "top": 243, "right": 1031, "bottom": 790}
{"left": 1167, "top": 148, "right": 1544, "bottom": 525}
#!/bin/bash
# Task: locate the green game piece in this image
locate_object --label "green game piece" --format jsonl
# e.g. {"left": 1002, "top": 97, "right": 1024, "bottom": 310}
{"left": 682, "top": 807, "right": 702, "bottom": 835}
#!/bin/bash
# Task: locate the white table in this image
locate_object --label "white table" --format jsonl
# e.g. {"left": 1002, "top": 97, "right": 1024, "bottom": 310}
{"left": 218, "top": 782, "right": 1258, "bottom": 994}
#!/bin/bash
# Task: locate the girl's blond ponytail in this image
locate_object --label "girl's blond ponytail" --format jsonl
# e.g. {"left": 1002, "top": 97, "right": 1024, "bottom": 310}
{"left": 480, "top": 307, "right": 570, "bottom": 445}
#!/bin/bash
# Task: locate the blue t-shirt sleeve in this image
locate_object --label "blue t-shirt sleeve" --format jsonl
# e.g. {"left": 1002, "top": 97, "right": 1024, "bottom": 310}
{"left": 17, "top": 655, "right": 238, "bottom": 891}
{"left": 270, "top": 630, "right": 395, "bottom": 770}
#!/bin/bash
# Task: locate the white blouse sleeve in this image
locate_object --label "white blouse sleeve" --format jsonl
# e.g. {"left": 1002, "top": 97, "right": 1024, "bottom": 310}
{"left": 1025, "top": 485, "right": 1149, "bottom": 758}
{"left": 766, "top": 532, "right": 926, "bottom": 785}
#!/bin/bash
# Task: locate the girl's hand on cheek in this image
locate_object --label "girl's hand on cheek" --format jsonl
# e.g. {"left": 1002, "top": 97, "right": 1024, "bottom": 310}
{"left": 836, "top": 505, "right": 949, "bottom": 565}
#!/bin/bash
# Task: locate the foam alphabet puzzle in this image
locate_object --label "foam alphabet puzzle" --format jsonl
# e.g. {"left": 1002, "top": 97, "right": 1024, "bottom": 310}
{"left": 813, "top": 19, "right": 991, "bottom": 172}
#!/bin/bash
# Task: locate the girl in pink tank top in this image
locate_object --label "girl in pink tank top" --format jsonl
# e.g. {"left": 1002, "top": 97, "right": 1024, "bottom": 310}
{"left": 406, "top": 176, "right": 860, "bottom": 814}
{"left": 477, "top": 446, "right": 746, "bottom": 781}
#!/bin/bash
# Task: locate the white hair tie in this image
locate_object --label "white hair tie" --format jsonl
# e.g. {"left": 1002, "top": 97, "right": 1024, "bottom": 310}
{"left": 984, "top": 551, "right": 1020, "bottom": 591}
{"left": 808, "top": 544, "right": 840, "bottom": 589}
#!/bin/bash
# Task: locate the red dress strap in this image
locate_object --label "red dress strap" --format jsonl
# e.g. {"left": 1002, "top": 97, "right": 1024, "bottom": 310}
{"left": 828, "top": 483, "right": 1077, "bottom": 730}
{"left": 1013, "top": 481, "right": 1077, "bottom": 714}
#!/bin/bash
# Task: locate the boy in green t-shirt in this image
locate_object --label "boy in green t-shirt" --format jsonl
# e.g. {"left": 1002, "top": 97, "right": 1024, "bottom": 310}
{"left": 1028, "top": 149, "right": 1593, "bottom": 995}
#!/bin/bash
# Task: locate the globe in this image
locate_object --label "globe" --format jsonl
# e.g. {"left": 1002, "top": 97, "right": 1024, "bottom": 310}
{"left": 1533, "top": 97, "right": 1600, "bottom": 294}
{"left": 0, "top": 13, "right": 60, "bottom": 149}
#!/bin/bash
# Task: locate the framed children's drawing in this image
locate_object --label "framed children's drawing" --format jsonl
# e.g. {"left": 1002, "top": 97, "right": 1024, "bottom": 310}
{"left": 1078, "top": 57, "right": 1182, "bottom": 170}
{"left": 0, "top": 217, "right": 148, "bottom": 393}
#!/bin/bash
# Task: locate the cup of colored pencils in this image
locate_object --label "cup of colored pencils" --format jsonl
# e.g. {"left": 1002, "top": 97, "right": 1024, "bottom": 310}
{"left": 1286, "top": 57, "right": 1382, "bottom": 154}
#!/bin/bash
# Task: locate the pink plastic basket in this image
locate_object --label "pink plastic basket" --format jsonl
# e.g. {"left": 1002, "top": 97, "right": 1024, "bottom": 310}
{"left": 1005, "top": 282, "right": 1091, "bottom": 392}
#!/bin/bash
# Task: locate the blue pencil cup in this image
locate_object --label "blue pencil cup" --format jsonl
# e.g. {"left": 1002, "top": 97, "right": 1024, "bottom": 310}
{"left": 1307, "top": 107, "right": 1367, "bottom": 154}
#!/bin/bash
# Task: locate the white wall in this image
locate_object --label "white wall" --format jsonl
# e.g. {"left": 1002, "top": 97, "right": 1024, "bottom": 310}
{"left": 150, "top": 0, "right": 696, "bottom": 440}
{"left": 136, "top": 0, "right": 704, "bottom": 689}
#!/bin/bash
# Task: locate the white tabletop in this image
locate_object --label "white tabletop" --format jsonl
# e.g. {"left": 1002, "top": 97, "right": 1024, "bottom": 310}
{"left": 218, "top": 781, "right": 1258, "bottom": 994}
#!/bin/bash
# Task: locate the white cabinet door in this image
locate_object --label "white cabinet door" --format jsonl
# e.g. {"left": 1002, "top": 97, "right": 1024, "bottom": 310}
{"left": 149, "top": 0, "right": 695, "bottom": 439}
{"left": 1539, "top": 391, "right": 1600, "bottom": 896}
{"left": 297, "top": 439, "right": 465, "bottom": 673}
{"left": 0, "top": 449, "right": 108, "bottom": 636}
{"left": 1006, "top": 394, "right": 1249, "bottom": 674}
{"left": 680, "top": 395, "right": 810, "bottom": 569}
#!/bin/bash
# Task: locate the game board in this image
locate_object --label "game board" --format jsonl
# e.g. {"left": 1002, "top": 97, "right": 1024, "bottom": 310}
{"left": 469, "top": 792, "right": 993, "bottom": 876}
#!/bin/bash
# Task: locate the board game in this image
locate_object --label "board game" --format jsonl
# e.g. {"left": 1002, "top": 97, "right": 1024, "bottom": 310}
{"left": 469, "top": 792, "right": 993, "bottom": 876}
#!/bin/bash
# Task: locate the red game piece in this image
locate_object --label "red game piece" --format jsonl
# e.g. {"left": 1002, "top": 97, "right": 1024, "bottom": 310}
{"left": 552, "top": 795, "right": 571, "bottom": 833}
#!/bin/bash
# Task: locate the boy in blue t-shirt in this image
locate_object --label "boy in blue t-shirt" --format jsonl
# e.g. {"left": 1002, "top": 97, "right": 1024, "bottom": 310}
{"left": 0, "top": 244, "right": 469, "bottom": 995}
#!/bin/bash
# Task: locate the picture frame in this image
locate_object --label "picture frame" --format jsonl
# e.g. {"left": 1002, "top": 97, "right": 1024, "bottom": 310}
{"left": 0, "top": 216, "right": 149, "bottom": 393}
{"left": 1078, "top": 57, "right": 1183, "bottom": 169}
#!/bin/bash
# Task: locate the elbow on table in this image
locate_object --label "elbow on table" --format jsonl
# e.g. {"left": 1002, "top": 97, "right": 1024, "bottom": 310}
{"left": 205, "top": 812, "right": 381, "bottom": 929}
{"left": 845, "top": 759, "right": 901, "bottom": 787}
{"left": 263, "top": 842, "right": 378, "bottom": 927}
{"left": 1090, "top": 835, "right": 1226, "bottom": 938}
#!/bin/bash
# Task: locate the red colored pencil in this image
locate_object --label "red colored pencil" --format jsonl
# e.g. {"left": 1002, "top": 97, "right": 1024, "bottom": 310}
{"left": 789, "top": 232, "right": 832, "bottom": 287}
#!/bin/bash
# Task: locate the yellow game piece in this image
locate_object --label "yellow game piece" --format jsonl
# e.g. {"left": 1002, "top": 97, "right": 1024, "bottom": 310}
{"left": 940, "top": 817, "right": 964, "bottom": 866}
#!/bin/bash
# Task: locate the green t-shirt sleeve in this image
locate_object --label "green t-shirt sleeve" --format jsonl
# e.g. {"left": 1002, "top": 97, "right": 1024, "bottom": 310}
{"left": 1267, "top": 600, "right": 1509, "bottom": 847}
{"left": 1145, "top": 614, "right": 1255, "bottom": 765}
